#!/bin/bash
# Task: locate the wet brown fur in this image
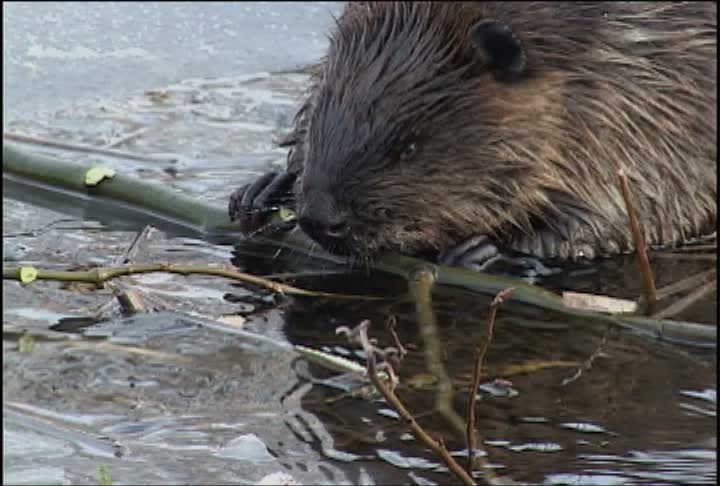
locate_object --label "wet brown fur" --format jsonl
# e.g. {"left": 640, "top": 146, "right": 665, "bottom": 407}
{"left": 284, "top": 2, "right": 717, "bottom": 260}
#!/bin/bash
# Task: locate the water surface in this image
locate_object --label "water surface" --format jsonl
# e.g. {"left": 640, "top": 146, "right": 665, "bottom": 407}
{"left": 3, "top": 3, "right": 716, "bottom": 485}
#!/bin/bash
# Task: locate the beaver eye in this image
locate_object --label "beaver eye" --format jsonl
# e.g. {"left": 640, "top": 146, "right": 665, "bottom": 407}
{"left": 399, "top": 142, "right": 418, "bottom": 161}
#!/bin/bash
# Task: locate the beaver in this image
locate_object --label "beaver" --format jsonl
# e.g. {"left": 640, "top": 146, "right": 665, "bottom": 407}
{"left": 229, "top": 1, "right": 716, "bottom": 269}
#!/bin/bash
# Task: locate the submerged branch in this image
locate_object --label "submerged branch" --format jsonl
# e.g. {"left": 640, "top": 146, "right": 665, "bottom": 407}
{"left": 655, "top": 268, "right": 717, "bottom": 301}
{"left": 381, "top": 253, "right": 716, "bottom": 346}
{"left": 652, "top": 279, "right": 717, "bottom": 320}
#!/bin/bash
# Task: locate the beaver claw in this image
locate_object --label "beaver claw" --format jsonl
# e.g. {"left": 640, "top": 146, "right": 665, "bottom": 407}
{"left": 228, "top": 171, "right": 296, "bottom": 234}
{"left": 439, "top": 235, "right": 559, "bottom": 282}
{"left": 438, "top": 235, "right": 501, "bottom": 271}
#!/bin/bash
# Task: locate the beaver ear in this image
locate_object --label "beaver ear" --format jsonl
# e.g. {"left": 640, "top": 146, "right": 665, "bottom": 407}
{"left": 471, "top": 19, "right": 527, "bottom": 82}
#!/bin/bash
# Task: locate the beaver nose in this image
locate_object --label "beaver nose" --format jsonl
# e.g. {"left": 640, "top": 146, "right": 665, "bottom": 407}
{"left": 298, "top": 210, "right": 351, "bottom": 250}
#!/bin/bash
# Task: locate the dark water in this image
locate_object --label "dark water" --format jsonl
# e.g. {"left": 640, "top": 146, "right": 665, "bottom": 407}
{"left": 3, "top": 3, "right": 716, "bottom": 485}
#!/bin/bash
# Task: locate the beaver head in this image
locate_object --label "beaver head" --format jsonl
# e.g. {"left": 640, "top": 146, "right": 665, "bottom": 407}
{"left": 294, "top": 2, "right": 534, "bottom": 258}
{"left": 290, "top": 2, "right": 716, "bottom": 260}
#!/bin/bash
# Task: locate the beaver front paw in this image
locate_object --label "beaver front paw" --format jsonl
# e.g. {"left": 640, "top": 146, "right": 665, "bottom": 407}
{"left": 228, "top": 171, "right": 296, "bottom": 234}
{"left": 439, "top": 234, "right": 560, "bottom": 282}
{"left": 508, "top": 227, "right": 618, "bottom": 260}
{"left": 438, "top": 235, "right": 501, "bottom": 271}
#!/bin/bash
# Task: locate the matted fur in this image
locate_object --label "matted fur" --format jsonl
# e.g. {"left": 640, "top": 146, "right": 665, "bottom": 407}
{"left": 284, "top": 1, "right": 716, "bottom": 260}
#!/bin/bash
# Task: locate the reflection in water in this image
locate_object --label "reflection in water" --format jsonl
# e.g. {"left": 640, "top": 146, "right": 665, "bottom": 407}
{"left": 273, "top": 249, "right": 715, "bottom": 484}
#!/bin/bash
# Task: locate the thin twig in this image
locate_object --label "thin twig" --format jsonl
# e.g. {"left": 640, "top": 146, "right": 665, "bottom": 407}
{"left": 660, "top": 242, "right": 717, "bottom": 253}
{"left": 3, "top": 217, "right": 77, "bottom": 238}
{"left": 3, "top": 131, "right": 176, "bottom": 163}
{"left": 655, "top": 268, "right": 717, "bottom": 301}
{"left": 340, "top": 320, "right": 476, "bottom": 486}
{"left": 103, "top": 126, "right": 151, "bottom": 149}
{"left": 3, "top": 264, "right": 380, "bottom": 301}
{"left": 114, "top": 225, "right": 156, "bottom": 265}
{"left": 110, "top": 225, "right": 158, "bottom": 314}
{"left": 652, "top": 279, "right": 717, "bottom": 320}
{"left": 561, "top": 326, "right": 611, "bottom": 386}
{"left": 385, "top": 315, "right": 407, "bottom": 360}
{"left": 4, "top": 405, "right": 123, "bottom": 458}
{"left": 259, "top": 269, "right": 346, "bottom": 280}
{"left": 651, "top": 252, "right": 716, "bottom": 261}
{"left": 616, "top": 170, "right": 657, "bottom": 311}
{"left": 466, "top": 288, "right": 514, "bottom": 474}
{"left": 68, "top": 340, "right": 191, "bottom": 362}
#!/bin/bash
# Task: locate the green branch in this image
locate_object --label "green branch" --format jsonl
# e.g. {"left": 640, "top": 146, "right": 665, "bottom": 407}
{"left": 3, "top": 142, "right": 715, "bottom": 346}
{"left": 2, "top": 264, "right": 377, "bottom": 301}
{"left": 3, "top": 143, "right": 234, "bottom": 234}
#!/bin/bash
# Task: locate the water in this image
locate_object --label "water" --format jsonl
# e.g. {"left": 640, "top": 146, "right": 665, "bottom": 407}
{"left": 3, "top": 3, "right": 716, "bottom": 485}
{"left": 3, "top": 2, "right": 340, "bottom": 121}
